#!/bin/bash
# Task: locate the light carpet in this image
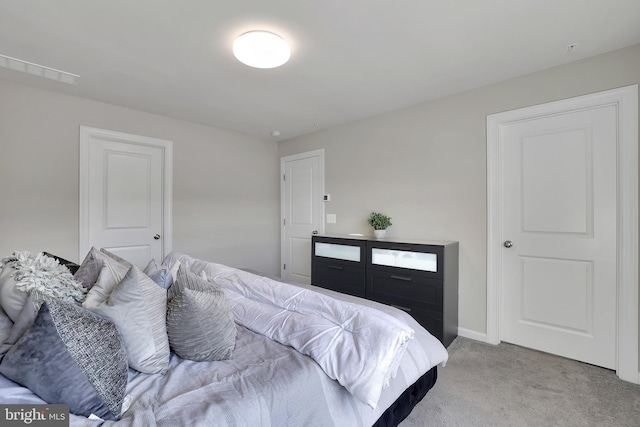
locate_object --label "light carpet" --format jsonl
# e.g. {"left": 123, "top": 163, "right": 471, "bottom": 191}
{"left": 400, "top": 337, "right": 640, "bottom": 427}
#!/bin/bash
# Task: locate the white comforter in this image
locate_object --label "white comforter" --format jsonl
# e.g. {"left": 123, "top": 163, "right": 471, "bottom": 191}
{"left": 200, "top": 262, "right": 415, "bottom": 408}
{"left": 0, "top": 253, "right": 449, "bottom": 426}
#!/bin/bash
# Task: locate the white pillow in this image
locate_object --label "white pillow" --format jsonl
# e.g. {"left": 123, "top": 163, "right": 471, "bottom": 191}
{"left": 84, "top": 265, "right": 169, "bottom": 374}
{"left": 82, "top": 257, "right": 129, "bottom": 308}
{"left": 167, "top": 259, "right": 181, "bottom": 282}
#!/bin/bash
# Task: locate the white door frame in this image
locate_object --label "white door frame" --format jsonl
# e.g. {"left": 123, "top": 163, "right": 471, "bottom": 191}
{"left": 280, "top": 149, "right": 325, "bottom": 280}
{"left": 486, "top": 85, "right": 638, "bottom": 383}
{"left": 79, "top": 126, "right": 173, "bottom": 262}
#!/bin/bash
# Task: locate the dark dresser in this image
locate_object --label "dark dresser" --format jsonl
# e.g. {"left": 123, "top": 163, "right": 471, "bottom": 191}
{"left": 311, "top": 235, "right": 459, "bottom": 347}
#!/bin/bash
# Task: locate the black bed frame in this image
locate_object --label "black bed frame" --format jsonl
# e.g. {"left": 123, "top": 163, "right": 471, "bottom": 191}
{"left": 373, "top": 367, "right": 437, "bottom": 427}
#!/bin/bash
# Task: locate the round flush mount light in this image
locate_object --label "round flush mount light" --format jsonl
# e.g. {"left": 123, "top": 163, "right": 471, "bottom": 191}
{"left": 233, "top": 31, "right": 291, "bottom": 69}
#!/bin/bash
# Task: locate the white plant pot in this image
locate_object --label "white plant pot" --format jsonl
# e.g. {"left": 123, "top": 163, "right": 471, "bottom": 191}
{"left": 374, "top": 229, "right": 386, "bottom": 239}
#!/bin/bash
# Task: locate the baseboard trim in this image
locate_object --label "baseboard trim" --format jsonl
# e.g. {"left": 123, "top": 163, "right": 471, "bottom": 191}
{"left": 457, "top": 328, "right": 488, "bottom": 343}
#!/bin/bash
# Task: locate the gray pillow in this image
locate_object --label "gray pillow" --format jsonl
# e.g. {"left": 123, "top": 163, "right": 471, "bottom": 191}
{"left": 166, "top": 287, "right": 236, "bottom": 361}
{"left": 168, "top": 264, "right": 219, "bottom": 301}
{"left": 85, "top": 266, "right": 170, "bottom": 374}
{"left": 0, "top": 265, "right": 28, "bottom": 322}
{"left": 0, "top": 305, "right": 13, "bottom": 346}
{"left": 0, "top": 293, "right": 42, "bottom": 360}
{"left": 74, "top": 247, "right": 114, "bottom": 289}
{"left": 0, "top": 299, "right": 128, "bottom": 420}
{"left": 99, "top": 248, "right": 133, "bottom": 268}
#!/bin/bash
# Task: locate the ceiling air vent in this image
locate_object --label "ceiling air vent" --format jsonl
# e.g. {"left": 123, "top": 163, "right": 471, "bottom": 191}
{"left": 0, "top": 54, "right": 79, "bottom": 85}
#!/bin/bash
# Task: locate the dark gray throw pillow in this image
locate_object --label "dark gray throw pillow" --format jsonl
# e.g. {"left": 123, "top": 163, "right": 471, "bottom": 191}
{"left": 0, "top": 299, "right": 128, "bottom": 420}
{"left": 74, "top": 247, "right": 111, "bottom": 289}
{"left": 166, "top": 266, "right": 236, "bottom": 361}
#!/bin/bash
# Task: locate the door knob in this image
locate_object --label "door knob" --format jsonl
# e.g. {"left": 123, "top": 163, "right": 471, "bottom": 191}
{"left": 503, "top": 240, "right": 513, "bottom": 248}
{"left": 154, "top": 234, "right": 161, "bottom": 240}
{"left": 312, "top": 230, "right": 319, "bottom": 235}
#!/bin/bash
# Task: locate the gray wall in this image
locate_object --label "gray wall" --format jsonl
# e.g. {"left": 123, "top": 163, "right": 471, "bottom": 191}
{"left": 0, "top": 79, "right": 281, "bottom": 275}
{"left": 278, "top": 43, "right": 640, "bottom": 341}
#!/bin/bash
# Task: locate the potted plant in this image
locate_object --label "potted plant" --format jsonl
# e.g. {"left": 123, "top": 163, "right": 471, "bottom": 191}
{"left": 368, "top": 212, "right": 392, "bottom": 239}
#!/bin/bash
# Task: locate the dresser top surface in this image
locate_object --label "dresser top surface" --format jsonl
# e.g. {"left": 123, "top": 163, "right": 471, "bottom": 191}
{"left": 315, "top": 234, "right": 459, "bottom": 247}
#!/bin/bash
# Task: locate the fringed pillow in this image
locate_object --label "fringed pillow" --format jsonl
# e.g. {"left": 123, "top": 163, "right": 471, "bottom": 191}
{"left": 0, "top": 251, "right": 85, "bottom": 321}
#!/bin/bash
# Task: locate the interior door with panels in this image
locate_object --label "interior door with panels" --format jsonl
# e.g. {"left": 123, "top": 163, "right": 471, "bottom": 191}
{"left": 80, "top": 126, "right": 173, "bottom": 268}
{"left": 500, "top": 105, "right": 617, "bottom": 369}
{"left": 281, "top": 150, "right": 324, "bottom": 283}
{"left": 488, "top": 85, "right": 638, "bottom": 383}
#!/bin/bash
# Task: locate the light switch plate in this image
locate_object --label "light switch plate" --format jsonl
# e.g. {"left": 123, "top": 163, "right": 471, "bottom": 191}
{"left": 326, "top": 213, "right": 336, "bottom": 223}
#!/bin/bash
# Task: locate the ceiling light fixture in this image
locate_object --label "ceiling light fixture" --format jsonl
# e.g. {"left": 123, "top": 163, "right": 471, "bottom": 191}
{"left": 0, "top": 54, "right": 79, "bottom": 85}
{"left": 233, "top": 31, "right": 290, "bottom": 69}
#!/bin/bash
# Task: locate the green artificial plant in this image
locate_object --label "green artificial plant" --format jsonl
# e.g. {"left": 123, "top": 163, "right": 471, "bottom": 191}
{"left": 367, "top": 212, "right": 392, "bottom": 230}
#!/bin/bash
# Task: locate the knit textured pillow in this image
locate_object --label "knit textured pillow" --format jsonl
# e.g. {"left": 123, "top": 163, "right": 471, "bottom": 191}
{"left": 0, "top": 299, "right": 128, "bottom": 420}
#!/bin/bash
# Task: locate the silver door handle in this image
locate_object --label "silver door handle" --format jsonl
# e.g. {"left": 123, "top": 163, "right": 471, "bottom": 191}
{"left": 312, "top": 230, "right": 318, "bottom": 235}
{"left": 504, "top": 240, "right": 513, "bottom": 248}
{"left": 154, "top": 234, "right": 161, "bottom": 240}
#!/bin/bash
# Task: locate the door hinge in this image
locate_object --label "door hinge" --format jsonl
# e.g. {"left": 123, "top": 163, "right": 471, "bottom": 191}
{"left": 283, "top": 174, "right": 286, "bottom": 181}
{"left": 283, "top": 264, "right": 286, "bottom": 270}
{"left": 283, "top": 218, "right": 286, "bottom": 226}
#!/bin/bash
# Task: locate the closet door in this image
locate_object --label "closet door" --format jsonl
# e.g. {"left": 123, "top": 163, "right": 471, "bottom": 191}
{"left": 80, "top": 126, "right": 173, "bottom": 268}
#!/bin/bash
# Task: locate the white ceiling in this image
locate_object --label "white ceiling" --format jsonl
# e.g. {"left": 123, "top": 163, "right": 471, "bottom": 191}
{"left": 1, "top": 0, "right": 639, "bottom": 141}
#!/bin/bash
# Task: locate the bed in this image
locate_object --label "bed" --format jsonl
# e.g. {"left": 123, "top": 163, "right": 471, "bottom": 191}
{"left": 0, "top": 249, "right": 448, "bottom": 426}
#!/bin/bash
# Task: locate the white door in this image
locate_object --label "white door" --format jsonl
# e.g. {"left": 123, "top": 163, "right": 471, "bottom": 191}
{"left": 281, "top": 150, "right": 324, "bottom": 283}
{"left": 499, "top": 105, "right": 617, "bottom": 368}
{"left": 79, "top": 127, "right": 173, "bottom": 268}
